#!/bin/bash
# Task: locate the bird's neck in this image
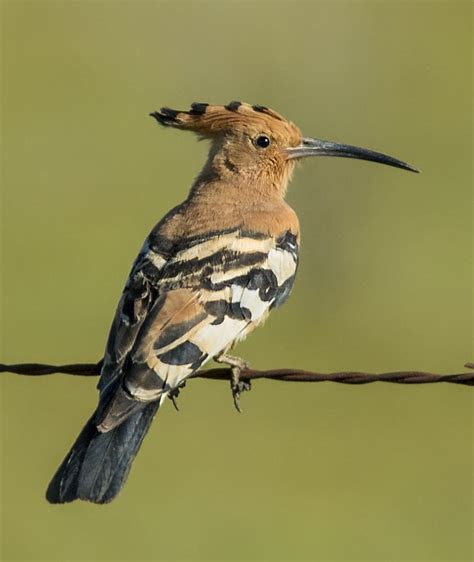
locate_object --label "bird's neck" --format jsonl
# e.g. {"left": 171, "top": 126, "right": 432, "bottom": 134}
{"left": 180, "top": 181, "right": 299, "bottom": 242}
{"left": 190, "top": 144, "right": 295, "bottom": 201}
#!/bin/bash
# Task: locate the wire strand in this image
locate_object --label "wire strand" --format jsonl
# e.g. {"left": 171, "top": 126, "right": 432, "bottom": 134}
{"left": 1, "top": 361, "right": 473, "bottom": 386}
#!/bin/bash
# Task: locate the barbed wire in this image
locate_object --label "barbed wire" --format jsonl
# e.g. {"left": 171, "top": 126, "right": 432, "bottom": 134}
{"left": 1, "top": 361, "right": 473, "bottom": 386}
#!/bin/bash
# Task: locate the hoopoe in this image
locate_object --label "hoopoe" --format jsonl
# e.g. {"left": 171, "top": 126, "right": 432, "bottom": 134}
{"left": 47, "top": 101, "right": 417, "bottom": 504}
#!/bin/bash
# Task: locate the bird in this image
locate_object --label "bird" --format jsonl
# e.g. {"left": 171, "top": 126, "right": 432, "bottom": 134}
{"left": 46, "top": 101, "right": 417, "bottom": 504}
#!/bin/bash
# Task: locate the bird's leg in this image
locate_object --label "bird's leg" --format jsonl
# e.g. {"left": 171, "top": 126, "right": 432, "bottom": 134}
{"left": 214, "top": 353, "right": 251, "bottom": 413}
{"left": 167, "top": 379, "right": 187, "bottom": 412}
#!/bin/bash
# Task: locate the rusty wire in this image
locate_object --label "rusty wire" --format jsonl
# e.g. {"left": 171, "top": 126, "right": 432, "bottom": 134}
{"left": 1, "top": 361, "right": 473, "bottom": 386}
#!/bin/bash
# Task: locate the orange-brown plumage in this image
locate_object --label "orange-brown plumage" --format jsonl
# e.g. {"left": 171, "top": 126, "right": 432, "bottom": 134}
{"left": 153, "top": 101, "right": 300, "bottom": 141}
{"left": 152, "top": 101, "right": 302, "bottom": 198}
{"left": 150, "top": 101, "right": 302, "bottom": 244}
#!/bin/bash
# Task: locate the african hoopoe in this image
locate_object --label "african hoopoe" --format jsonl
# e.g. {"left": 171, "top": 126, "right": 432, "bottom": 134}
{"left": 46, "top": 101, "right": 417, "bottom": 504}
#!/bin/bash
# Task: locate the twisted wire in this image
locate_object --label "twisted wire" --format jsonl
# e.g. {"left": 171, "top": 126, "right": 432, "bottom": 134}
{"left": 1, "top": 361, "right": 473, "bottom": 386}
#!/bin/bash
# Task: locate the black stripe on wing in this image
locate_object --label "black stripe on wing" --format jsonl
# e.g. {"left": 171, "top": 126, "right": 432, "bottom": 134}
{"left": 276, "top": 231, "right": 299, "bottom": 261}
{"left": 205, "top": 300, "right": 252, "bottom": 324}
{"left": 159, "top": 341, "right": 208, "bottom": 369}
{"left": 160, "top": 249, "right": 268, "bottom": 283}
{"left": 205, "top": 268, "right": 280, "bottom": 302}
{"left": 148, "top": 227, "right": 269, "bottom": 254}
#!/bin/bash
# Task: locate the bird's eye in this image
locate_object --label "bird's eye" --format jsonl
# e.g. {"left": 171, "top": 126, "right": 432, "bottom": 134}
{"left": 254, "top": 135, "right": 271, "bottom": 149}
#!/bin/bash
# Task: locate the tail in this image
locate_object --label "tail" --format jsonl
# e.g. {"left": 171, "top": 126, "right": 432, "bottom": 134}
{"left": 46, "top": 401, "right": 160, "bottom": 504}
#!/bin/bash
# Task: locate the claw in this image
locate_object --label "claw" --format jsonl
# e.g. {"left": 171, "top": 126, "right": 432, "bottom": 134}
{"left": 215, "top": 353, "right": 252, "bottom": 412}
{"left": 170, "top": 394, "right": 180, "bottom": 412}
{"left": 168, "top": 379, "right": 187, "bottom": 412}
{"left": 239, "top": 380, "right": 252, "bottom": 393}
{"left": 233, "top": 392, "right": 242, "bottom": 413}
{"left": 230, "top": 367, "right": 251, "bottom": 413}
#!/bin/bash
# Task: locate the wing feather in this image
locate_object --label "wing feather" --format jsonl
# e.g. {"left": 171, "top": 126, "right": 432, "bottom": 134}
{"left": 97, "top": 226, "right": 299, "bottom": 429}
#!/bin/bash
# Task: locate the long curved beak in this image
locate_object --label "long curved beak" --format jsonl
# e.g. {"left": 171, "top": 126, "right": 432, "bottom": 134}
{"left": 286, "top": 137, "right": 419, "bottom": 173}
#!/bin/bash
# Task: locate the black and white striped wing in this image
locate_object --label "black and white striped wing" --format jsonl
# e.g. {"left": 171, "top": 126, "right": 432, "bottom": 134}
{"left": 117, "top": 229, "right": 299, "bottom": 400}
{"left": 98, "top": 228, "right": 299, "bottom": 425}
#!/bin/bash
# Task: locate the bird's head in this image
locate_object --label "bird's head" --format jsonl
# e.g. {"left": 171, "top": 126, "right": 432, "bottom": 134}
{"left": 151, "top": 101, "right": 418, "bottom": 198}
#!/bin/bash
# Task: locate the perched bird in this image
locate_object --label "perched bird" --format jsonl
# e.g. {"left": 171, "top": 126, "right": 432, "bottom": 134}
{"left": 46, "top": 101, "right": 417, "bottom": 504}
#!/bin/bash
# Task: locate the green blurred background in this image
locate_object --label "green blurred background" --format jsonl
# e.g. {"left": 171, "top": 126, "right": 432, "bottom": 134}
{"left": 1, "top": 1, "right": 472, "bottom": 561}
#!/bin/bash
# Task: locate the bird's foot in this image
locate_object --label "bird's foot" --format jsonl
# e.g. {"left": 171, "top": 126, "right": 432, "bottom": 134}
{"left": 215, "top": 353, "right": 251, "bottom": 413}
{"left": 230, "top": 367, "right": 252, "bottom": 413}
{"left": 168, "top": 380, "right": 187, "bottom": 411}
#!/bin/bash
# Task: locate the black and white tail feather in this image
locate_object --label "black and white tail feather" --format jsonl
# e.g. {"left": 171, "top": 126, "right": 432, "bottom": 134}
{"left": 46, "top": 401, "right": 160, "bottom": 504}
